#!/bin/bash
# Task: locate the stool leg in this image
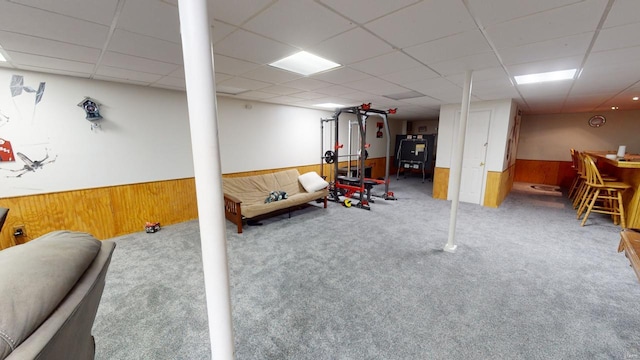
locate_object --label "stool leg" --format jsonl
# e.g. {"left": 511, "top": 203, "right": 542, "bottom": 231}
{"left": 618, "top": 190, "right": 626, "bottom": 228}
{"left": 581, "top": 188, "right": 601, "bottom": 226}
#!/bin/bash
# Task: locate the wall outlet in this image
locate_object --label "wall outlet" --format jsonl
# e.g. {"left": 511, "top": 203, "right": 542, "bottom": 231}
{"left": 13, "top": 225, "right": 26, "bottom": 238}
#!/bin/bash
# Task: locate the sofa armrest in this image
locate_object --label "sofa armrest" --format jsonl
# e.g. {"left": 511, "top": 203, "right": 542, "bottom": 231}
{"left": 224, "top": 194, "right": 243, "bottom": 233}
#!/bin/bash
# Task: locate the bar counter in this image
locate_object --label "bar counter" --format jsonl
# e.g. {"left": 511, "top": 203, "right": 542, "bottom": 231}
{"left": 588, "top": 151, "right": 640, "bottom": 228}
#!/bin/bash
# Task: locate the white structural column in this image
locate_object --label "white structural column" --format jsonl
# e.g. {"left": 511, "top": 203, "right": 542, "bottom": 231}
{"left": 444, "top": 70, "right": 473, "bottom": 253}
{"left": 178, "top": 1, "right": 235, "bottom": 359}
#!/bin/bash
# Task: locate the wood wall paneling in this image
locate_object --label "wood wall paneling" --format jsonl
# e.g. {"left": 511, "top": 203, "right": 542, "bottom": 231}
{"left": 0, "top": 178, "right": 198, "bottom": 250}
{"left": 433, "top": 167, "right": 450, "bottom": 200}
{"left": 514, "top": 159, "right": 574, "bottom": 187}
{"left": 484, "top": 165, "right": 515, "bottom": 208}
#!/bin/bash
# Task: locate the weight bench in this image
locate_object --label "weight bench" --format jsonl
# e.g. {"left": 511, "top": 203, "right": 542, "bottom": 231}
{"left": 336, "top": 176, "right": 379, "bottom": 203}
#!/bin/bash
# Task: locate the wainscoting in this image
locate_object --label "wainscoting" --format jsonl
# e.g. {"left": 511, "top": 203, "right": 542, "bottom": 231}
{"left": 0, "top": 158, "right": 388, "bottom": 249}
{"left": 514, "top": 159, "right": 574, "bottom": 188}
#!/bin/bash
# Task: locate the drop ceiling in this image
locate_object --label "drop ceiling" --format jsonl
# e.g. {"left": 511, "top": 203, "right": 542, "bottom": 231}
{"left": 1, "top": 0, "right": 639, "bottom": 120}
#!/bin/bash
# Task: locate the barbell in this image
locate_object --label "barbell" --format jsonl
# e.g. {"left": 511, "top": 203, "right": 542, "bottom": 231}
{"left": 323, "top": 149, "right": 369, "bottom": 164}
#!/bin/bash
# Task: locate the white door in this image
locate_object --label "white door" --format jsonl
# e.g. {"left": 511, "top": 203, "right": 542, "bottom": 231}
{"left": 458, "top": 110, "right": 491, "bottom": 204}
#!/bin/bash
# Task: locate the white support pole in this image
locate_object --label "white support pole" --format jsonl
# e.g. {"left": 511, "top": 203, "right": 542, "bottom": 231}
{"left": 178, "top": 1, "right": 235, "bottom": 359}
{"left": 444, "top": 70, "right": 473, "bottom": 253}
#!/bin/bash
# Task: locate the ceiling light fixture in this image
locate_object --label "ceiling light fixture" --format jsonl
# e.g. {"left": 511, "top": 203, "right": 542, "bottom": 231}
{"left": 611, "top": 106, "right": 619, "bottom": 110}
{"left": 313, "top": 102, "right": 345, "bottom": 109}
{"left": 514, "top": 69, "right": 577, "bottom": 85}
{"left": 633, "top": 97, "right": 639, "bottom": 101}
{"left": 0, "top": 52, "right": 6, "bottom": 62}
{"left": 269, "top": 51, "right": 341, "bottom": 76}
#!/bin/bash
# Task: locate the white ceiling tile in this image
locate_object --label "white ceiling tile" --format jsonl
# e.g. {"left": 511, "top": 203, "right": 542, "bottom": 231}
{"left": 95, "top": 65, "right": 163, "bottom": 83}
{"left": 317, "top": 0, "right": 420, "bottom": 24}
{"left": 153, "top": 76, "right": 185, "bottom": 89}
{"left": 429, "top": 53, "right": 501, "bottom": 76}
{"left": 310, "top": 28, "right": 394, "bottom": 65}
{"left": 310, "top": 67, "right": 370, "bottom": 84}
{"left": 101, "top": 52, "right": 179, "bottom": 75}
{"left": 587, "top": 46, "right": 640, "bottom": 68}
{"left": 291, "top": 91, "right": 326, "bottom": 100}
{"left": 572, "top": 62, "right": 640, "bottom": 95}
{"left": 263, "top": 94, "right": 305, "bottom": 104}
{"left": 211, "top": 21, "right": 236, "bottom": 44}
{"left": 0, "top": 2, "right": 109, "bottom": 48}
{"left": 404, "top": 77, "right": 464, "bottom": 103}
{"left": 507, "top": 56, "right": 583, "bottom": 77}
{"left": 213, "top": 54, "right": 260, "bottom": 76}
{"left": 241, "top": 66, "right": 302, "bottom": 84}
{"left": 236, "top": 91, "right": 279, "bottom": 100}
{"left": 92, "top": 74, "right": 150, "bottom": 87}
{"left": 399, "top": 96, "right": 441, "bottom": 107}
{"left": 214, "top": 29, "right": 298, "bottom": 65}
{"left": 118, "top": 0, "right": 180, "bottom": 43}
{"left": 602, "top": 0, "right": 640, "bottom": 29}
{"left": 405, "top": 30, "right": 492, "bottom": 65}
{"left": 486, "top": 1, "right": 607, "bottom": 49}
{"left": 0, "top": 31, "right": 101, "bottom": 63}
{"left": 282, "top": 78, "right": 333, "bottom": 91}
{"left": 499, "top": 32, "right": 594, "bottom": 66}
{"left": 465, "top": 0, "right": 583, "bottom": 27}
{"left": 365, "top": 0, "right": 477, "bottom": 49}
{"left": 315, "top": 85, "right": 362, "bottom": 96}
{"left": 517, "top": 81, "right": 573, "bottom": 98}
{"left": 9, "top": 0, "right": 119, "bottom": 25}
{"left": 151, "top": 76, "right": 186, "bottom": 90}
{"left": 343, "top": 77, "right": 409, "bottom": 96}
{"left": 349, "top": 51, "right": 422, "bottom": 76}
{"left": 108, "top": 29, "right": 183, "bottom": 64}
{"left": 379, "top": 66, "right": 439, "bottom": 85}
{"left": 445, "top": 67, "right": 508, "bottom": 85}
{"left": 215, "top": 73, "right": 232, "bottom": 83}
{"left": 219, "top": 77, "right": 271, "bottom": 91}
{"left": 209, "top": 0, "right": 273, "bottom": 26}
{"left": 259, "top": 85, "right": 303, "bottom": 96}
{"left": 243, "top": 0, "right": 355, "bottom": 48}
{"left": 592, "top": 22, "right": 640, "bottom": 52}
{"left": 14, "top": 65, "right": 92, "bottom": 78}
{"left": 8, "top": 51, "right": 95, "bottom": 73}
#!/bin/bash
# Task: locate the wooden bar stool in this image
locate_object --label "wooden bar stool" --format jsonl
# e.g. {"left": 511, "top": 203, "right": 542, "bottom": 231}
{"left": 568, "top": 148, "right": 581, "bottom": 200}
{"left": 578, "top": 154, "right": 631, "bottom": 227}
{"left": 572, "top": 151, "right": 617, "bottom": 210}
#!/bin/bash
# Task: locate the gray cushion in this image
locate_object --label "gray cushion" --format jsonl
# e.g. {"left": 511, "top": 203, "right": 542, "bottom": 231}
{"left": 0, "top": 231, "right": 101, "bottom": 360}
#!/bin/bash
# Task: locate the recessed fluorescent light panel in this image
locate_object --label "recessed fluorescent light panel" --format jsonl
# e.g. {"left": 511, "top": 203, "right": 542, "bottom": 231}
{"left": 514, "top": 69, "right": 577, "bottom": 85}
{"left": 0, "top": 52, "right": 6, "bottom": 62}
{"left": 313, "top": 103, "right": 345, "bottom": 109}
{"left": 269, "top": 51, "right": 340, "bottom": 76}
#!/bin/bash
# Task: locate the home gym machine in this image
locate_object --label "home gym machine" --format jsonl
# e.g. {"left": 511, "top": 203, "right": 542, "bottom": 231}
{"left": 320, "top": 103, "right": 397, "bottom": 210}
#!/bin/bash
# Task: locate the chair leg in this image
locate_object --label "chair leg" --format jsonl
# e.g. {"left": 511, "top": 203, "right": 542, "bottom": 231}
{"left": 581, "top": 189, "right": 601, "bottom": 226}
{"left": 577, "top": 186, "right": 594, "bottom": 219}
{"left": 618, "top": 191, "right": 626, "bottom": 228}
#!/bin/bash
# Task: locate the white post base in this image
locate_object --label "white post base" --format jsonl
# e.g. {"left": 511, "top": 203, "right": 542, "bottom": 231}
{"left": 443, "top": 244, "right": 458, "bottom": 253}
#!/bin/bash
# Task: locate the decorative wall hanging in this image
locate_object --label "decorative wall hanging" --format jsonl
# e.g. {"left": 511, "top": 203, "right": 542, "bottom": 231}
{"left": 0, "top": 138, "right": 15, "bottom": 162}
{"left": 10, "top": 75, "right": 46, "bottom": 123}
{"left": 77, "top": 97, "right": 103, "bottom": 130}
{"left": 0, "top": 149, "right": 56, "bottom": 177}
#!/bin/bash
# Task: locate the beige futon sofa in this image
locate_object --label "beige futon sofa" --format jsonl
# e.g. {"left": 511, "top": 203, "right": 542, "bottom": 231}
{"left": 223, "top": 169, "right": 328, "bottom": 233}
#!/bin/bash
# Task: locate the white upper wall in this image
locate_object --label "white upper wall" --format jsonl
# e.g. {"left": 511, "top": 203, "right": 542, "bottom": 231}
{"left": 0, "top": 68, "right": 403, "bottom": 197}
{"left": 0, "top": 68, "right": 194, "bottom": 197}
{"left": 436, "top": 99, "right": 515, "bottom": 172}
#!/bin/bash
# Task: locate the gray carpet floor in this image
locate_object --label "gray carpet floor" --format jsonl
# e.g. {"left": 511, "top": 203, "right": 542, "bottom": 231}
{"left": 93, "top": 177, "right": 640, "bottom": 359}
